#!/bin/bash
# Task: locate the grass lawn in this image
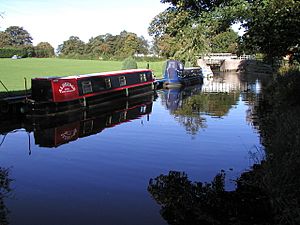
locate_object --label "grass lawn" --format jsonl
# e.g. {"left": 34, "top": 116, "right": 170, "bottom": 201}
{"left": 0, "top": 58, "right": 164, "bottom": 91}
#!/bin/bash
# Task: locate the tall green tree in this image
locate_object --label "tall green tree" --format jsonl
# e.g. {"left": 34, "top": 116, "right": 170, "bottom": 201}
{"left": 156, "top": 0, "right": 300, "bottom": 62}
{"left": 85, "top": 35, "right": 105, "bottom": 57}
{"left": 59, "top": 36, "right": 85, "bottom": 56}
{"left": 242, "top": 0, "right": 300, "bottom": 61}
{"left": 149, "top": 0, "right": 245, "bottom": 62}
{"left": 211, "top": 29, "right": 239, "bottom": 53}
{"left": 4, "top": 26, "right": 33, "bottom": 46}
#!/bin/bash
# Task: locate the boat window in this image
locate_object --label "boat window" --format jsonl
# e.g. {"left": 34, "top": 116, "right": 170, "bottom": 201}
{"left": 119, "top": 76, "right": 126, "bottom": 86}
{"left": 82, "top": 81, "right": 93, "bottom": 94}
{"left": 105, "top": 78, "right": 112, "bottom": 89}
{"left": 140, "top": 73, "right": 147, "bottom": 82}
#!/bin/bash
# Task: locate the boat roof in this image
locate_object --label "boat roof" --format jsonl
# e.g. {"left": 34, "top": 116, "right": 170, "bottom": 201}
{"left": 32, "top": 69, "right": 151, "bottom": 80}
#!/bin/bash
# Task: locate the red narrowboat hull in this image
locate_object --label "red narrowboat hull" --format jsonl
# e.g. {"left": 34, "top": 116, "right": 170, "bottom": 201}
{"left": 27, "top": 69, "right": 155, "bottom": 117}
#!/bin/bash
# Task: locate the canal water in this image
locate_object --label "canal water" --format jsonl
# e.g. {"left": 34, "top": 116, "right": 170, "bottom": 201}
{"left": 0, "top": 72, "right": 267, "bottom": 225}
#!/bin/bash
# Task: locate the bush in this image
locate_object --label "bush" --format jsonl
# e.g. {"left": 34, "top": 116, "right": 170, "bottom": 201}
{"left": 0, "top": 48, "right": 27, "bottom": 58}
{"left": 121, "top": 57, "right": 137, "bottom": 69}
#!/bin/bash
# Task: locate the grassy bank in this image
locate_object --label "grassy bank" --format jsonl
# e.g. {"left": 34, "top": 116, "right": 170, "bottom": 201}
{"left": 0, "top": 58, "right": 164, "bottom": 91}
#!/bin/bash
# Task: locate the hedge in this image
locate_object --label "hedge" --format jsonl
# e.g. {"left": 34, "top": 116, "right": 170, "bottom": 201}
{"left": 0, "top": 48, "right": 28, "bottom": 58}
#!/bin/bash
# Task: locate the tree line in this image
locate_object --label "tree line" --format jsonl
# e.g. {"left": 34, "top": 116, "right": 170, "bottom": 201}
{"left": 149, "top": 0, "right": 300, "bottom": 64}
{"left": 0, "top": 25, "right": 151, "bottom": 60}
{"left": 0, "top": 26, "right": 54, "bottom": 58}
{"left": 57, "top": 31, "right": 149, "bottom": 60}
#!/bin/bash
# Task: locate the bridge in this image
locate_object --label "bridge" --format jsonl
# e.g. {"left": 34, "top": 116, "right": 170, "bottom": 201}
{"left": 197, "top": 53, "right": 256, "bottom": 72}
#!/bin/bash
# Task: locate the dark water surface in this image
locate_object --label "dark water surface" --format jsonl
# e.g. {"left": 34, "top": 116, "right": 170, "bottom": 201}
{"left": 0, "top": 72, "right": 267, "bottom": 225}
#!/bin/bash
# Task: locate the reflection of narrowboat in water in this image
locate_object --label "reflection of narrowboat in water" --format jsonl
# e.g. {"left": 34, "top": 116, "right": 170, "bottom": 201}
{"left": 0, "top": 69, "right": 155, "bottom": 117}
{"left": 156, "top": 60, "right": 203, "bottom": 88}
{"left": 0, "top": 94, "right": 155, "bottom": 148}
{"left": 31, "top": 94, "right": 154, "bottom": 148}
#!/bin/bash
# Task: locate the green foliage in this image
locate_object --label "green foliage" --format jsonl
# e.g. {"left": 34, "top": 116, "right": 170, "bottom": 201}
{"left": 149, "top": 1, "right": 244, "bottom": 61}
{"left": 4, "top": 26, "right": 32, "bottom": 46}
{"left": 121, "top": 57, "right": 137, "bottom": 69}
{"left": 160, "top": 0, "right": 229, "bottom": 13}
{"left": 0, "top": 48, "right": 27, "bottom": 58}
{"left": 211, "top": 29, "right": 239, "bottom": 53}
{"left": 184, "top": 61, "right": 192, "bottom": 67}
{"left": 0, "top": 32, "right": 10, "bottom": 48}
{"left": 153, "top": 0, "right": 300, "bottom": 62}
{"left": 0, "top": 26, "right": 55, "bottom": 58}
{"left": 35, "top": 42, "right": 55, "bottom": 58}
{"left": 242, "top": 0, "right": 300, "bottom": 61}
{"left": 58, "top": 31, "right": 149, "bottom": 60}
{"left": 59, "top": 36, "right": 85, "bottom": 56}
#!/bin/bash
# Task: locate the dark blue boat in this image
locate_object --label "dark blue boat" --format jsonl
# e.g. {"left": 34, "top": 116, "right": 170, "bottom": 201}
{"left": 156, "top": 60, "right": 203, "bottom": 88}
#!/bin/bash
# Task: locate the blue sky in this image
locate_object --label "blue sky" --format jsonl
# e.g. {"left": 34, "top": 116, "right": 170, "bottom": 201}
{"left": 0, "top": 0, "right": 169, "bottom": 49}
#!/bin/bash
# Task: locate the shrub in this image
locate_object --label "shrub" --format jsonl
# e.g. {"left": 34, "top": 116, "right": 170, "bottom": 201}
{"left": 0, "top": 48, "right": 27, "bottom": 58}
{"left": 121, "top": 57, "right": 137, "bottom": 70}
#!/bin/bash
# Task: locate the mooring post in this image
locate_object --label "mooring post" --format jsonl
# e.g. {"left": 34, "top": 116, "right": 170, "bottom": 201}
{"left": 24, "top": 77, "right": 28, "bottom": 99}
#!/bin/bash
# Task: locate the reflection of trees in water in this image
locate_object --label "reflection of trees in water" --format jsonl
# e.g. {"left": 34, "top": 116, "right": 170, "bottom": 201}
{"left": 174, "top": 115, "right": 206, "bottom": 136}
{"left": 0, "top": 167, "right": 12, "bottom": 225}
{"left": 172, "top": 92, "right": 238, "bottom": 135}
{"left": 148, "top": 169, "right": 273, "bottom": 225}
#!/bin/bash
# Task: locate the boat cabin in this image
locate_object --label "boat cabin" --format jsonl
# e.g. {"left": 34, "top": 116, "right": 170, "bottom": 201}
{"left": 31, "top": 69, "right": 154, "bottom": 103}
{"left": 162, "top": 60, "right": 203, "bottom": 87}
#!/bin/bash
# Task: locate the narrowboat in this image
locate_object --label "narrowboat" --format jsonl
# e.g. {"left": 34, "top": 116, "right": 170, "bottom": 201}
{"left": 156, "top": 60, "right": 203, "bottom": 88}
{"left": 26, "top": 69, "right": 155, "bottom": 116}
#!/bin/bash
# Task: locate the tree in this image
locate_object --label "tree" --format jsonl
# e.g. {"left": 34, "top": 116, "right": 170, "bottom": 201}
{"left": 59, "top": 36, "right": 85, "bottom": 56}
{"left": 158, "top": 0, "right": 300, "bottom": 62}
{"left": 149, "top": 8, "right": 212, "bottom": 61}
{"left": 0, "top": 32, "right": 10, "bottom": 48}
{"left": 242, "top": 0, "right": 300, "bottom": 62}
{"left": 211, "top": 29, "right": 239, "bottom": 53}
{"left": 4, "top": 26, "right": 33, "bottom": 46}
{"left": 121, "top": 33, "right": 149, "bottom": 57}
{"left": 160, "top": 0, "right": 229, "bottom": 13}
{"left": 149, "top": 0, "right": 264, "bottom": 61}
{"left": 58, "top": 31, "right": 150, "bottom": 59}
{"left": 85, "top": 35, "right": 105, "bottom": 58}
{"left": 35, "top": 42, "right": 55, "bottom": 57}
